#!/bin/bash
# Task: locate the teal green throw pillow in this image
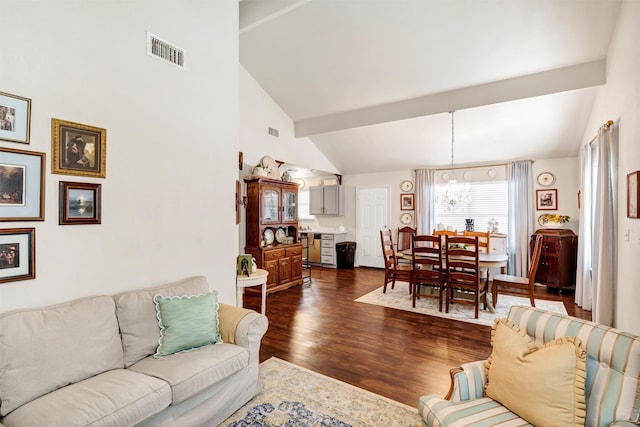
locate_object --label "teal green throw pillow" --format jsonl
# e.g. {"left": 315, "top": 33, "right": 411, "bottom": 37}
{"left": 153, "top": 291, "right": 221, "bottom": 358}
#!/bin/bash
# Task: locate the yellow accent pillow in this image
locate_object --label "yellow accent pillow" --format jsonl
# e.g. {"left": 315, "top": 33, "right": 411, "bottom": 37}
{"left": 485, "top": 318, "right": 587, "bottom": 427}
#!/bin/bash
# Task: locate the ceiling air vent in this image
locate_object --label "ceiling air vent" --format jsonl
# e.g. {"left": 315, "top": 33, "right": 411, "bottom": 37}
{"left": 147, "top": 32, "right": 185, "bottom": 69}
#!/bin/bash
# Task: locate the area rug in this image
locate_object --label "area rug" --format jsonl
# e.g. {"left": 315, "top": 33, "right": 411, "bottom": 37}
{"left": 220, "top": 357, "right": 421, "bottom": 427}
{"left": 355, "top": 284, "right": 567, "bottom": 327}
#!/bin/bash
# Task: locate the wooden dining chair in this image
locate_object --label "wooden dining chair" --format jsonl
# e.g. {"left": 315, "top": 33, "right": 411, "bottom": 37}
{"left": 380, "top": 228, "right": 413, "bottom": 294}
{"left": 491, "top": 234, "right": 544, "bottom": 307}
{"left": 396, "top": 226, "right": 416, "bottom": 265}
{"left": 411, "top": 234, "right": 445, "bottom": 311}
{"left": 433, "top": 229, "right": 458, "bottom": 237}
{"left": 445, "top": 235, "right": 487, "bottom": 319}
{"left": 463, "top": 230, "right": 491, "bottom": 253}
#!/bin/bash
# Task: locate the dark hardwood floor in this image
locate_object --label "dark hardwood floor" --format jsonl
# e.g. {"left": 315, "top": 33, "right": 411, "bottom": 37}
{"left": 243, "top": 266, "right": 591, "bottom": 408}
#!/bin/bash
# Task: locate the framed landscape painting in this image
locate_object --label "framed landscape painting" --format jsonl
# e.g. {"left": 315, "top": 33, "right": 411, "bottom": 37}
{"left": 0, "top": 147, "right": 45, "bottom": 221}
{"left": 59, "top": 181, "right": 102, "bottom": 225}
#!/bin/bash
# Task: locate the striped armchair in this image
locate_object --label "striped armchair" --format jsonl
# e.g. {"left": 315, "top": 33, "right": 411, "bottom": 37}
{"left": 419, "top": 306, "right": 640, "bottom": 427}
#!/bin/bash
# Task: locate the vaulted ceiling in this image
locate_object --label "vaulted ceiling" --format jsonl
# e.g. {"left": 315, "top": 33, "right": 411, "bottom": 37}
{"left": 239, "top": 0, "right": 621, "bottom": 175}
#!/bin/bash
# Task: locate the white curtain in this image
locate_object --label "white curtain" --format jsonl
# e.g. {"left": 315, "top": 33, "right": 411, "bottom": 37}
{"left": 415, "top": 169, "right": 436, "bottom": 235}
{"left": 507, "top": 161, "right": 534, "bottom": 276}
{"left": 575, "top": 123, "right": 617, "bottom": 326}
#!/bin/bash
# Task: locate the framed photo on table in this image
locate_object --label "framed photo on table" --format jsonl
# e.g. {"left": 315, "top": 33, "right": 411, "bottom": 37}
{"left": 536, "top": 189, "right": 557, "bottom": 210}
{"left": 400, "top": 193, "right": 414, "bottom": 210}
{"left": 0, "top": 92, "right": 31, "bottom": 144}
{"left": 52, "top": 118, "right": 106, "bottom": 178}
{"left": 59, "top": 181, "right": 102, "bottom": 225}
{"left": 0, "top": 227, "right": 35, "bottom": 284}
{"left": 0, "top": 147, "right": 45, "bottom": 221}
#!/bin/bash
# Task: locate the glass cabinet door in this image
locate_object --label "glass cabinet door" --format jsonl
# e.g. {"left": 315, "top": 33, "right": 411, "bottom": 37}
{"left": 283, "top": 190, "right": 297, "bottom": 222}
{"left": 262, "top": 188, "right": 280, "bottom": 223}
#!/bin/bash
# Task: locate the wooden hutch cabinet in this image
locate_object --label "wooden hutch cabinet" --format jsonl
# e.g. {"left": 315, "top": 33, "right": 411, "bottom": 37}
{"left": 244, "top": 177, "right": 303, "bottom": 294}
{"left": 531, "top": 229, "right": 578, "bottom": 294}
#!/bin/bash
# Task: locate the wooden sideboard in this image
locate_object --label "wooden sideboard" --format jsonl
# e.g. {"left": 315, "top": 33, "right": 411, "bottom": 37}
{"left": 244, "top": 177, "right": 303, "bottom": 294}
{"left": 531, "top": 228, "right": 577, "bottom": 294}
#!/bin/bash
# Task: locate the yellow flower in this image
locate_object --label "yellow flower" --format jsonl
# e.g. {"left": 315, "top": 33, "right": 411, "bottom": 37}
{"left": 541, "top": 214, "right": 570, "bottom": 223}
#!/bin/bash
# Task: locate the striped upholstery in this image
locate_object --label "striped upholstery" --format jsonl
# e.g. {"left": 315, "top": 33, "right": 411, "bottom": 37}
{"left": 419, "top": 306, "right": 640, "bottom": 427}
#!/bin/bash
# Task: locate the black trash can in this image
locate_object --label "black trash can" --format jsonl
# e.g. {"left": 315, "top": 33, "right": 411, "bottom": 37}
{"left": 336, "top": 241, "right": 356, "bottom": 269}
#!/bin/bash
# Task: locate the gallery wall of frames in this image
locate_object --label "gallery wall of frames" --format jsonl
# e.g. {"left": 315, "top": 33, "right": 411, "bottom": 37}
{"left": 0, "top": 91, "right": 105, "bottom": 284}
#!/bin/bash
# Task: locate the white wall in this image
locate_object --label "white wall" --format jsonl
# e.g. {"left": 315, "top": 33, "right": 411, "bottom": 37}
{"left": 532, "top": 157, "right": 580, "bottom": 234}
{"left": 580, "top": 0, "right": 640, "bottom": 334}
{"left": 0, "top": 0, "right": 240, "bottom": 313}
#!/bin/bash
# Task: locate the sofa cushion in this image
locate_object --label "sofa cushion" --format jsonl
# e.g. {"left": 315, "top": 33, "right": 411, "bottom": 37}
{"left": 507, "top": 306, "right": 640, "bottom": 425}
{"left": 128, "top": 343, "right": 248, "bottom": 405}
{"left": 419, "top": 395, "right": 533, "bottom": 426}
{"left": 114, "top": 276, "right": 210, "bottom": 367}
{"left": 0, "top": 296, "right": 124, "bottom": 416}
{"left": 1, "top": 369, "right": 170, "bottom": 427}
{"left": 153, "top": 291, "right": 222, "bottom": 357}
{"left": 485, "top": 318, "right": 587, "bottom": 427}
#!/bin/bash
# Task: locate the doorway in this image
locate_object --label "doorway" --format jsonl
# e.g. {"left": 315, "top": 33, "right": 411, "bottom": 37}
{"left": 356, "top": 186, "right": 390, "bottom": 268}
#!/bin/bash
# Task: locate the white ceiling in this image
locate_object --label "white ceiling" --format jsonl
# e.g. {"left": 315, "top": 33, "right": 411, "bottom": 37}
{"left": 239, "top": 0, "right": 621, "bottom": 175}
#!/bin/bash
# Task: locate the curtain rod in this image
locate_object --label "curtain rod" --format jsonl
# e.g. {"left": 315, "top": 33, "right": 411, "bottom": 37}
{"left": 414, "top": 160, "right": 533, "bottom": 173}
{"left": 588, "top": 119, "right": 615, "bottom": 145}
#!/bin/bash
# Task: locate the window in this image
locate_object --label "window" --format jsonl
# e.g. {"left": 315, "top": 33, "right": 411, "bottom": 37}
{"left": 298, "top": 190, "right": 314, "bottom": 220}
{"left": 435, "top": 181, "right": 508, "bottom": 236}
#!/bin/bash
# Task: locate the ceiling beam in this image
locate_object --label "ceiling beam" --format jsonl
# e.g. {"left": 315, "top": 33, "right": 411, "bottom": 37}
{"left": 294, "top": 59, "right": 606, "bottom": 137}
{"left": 240, "top": 0, "right": 312, "bottom": 34}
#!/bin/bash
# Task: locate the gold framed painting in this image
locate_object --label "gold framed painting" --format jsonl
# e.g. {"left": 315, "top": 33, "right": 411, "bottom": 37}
{"left": 51, "top": 118, "right": 106, "bottom": 178}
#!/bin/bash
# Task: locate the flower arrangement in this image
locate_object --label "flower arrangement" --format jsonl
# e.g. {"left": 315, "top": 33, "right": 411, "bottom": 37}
{"left": 540, "top": 214, "right": 570, "bottom": 224}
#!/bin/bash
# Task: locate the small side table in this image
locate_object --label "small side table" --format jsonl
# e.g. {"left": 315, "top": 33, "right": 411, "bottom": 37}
{"left": 236, "top": 269, "right": 269, "bottom": 314}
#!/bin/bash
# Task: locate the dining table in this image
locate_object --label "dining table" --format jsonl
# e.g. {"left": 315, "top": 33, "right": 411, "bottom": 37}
{"left": 399, "top": 249, "right": 509, "bottom": 313}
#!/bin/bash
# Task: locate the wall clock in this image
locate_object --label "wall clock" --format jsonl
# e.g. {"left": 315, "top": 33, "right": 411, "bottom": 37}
{"left": 400, "top": 212, "right": 413, "bottom": 225}
{"left": 537, "top": 172, "right": 556, "bottom": 186}
{"left": 401, "top": 180, "right": 413, "bottom": 192}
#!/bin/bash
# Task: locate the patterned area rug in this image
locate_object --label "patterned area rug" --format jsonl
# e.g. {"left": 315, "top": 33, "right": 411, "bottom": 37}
{"left": 355, "top": 284, "right": 567, "bottom": 327}
{"left": 220, "top": 357, "right": 421, "bottom": 427}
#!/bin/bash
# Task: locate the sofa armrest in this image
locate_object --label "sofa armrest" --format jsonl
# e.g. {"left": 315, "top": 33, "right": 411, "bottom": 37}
{"left": 218, "top": 303, "right": 268, "bottom": 365}
{"left": 445, "top": 360, "right": 487, "bottom": 402}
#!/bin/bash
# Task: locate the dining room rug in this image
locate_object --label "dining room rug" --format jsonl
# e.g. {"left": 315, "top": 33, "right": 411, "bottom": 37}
{"left": 220, "top": 357, "right": 421, "bottom": 427}
{"left": 354, "top": 283, "right": 567, "bottom": 327}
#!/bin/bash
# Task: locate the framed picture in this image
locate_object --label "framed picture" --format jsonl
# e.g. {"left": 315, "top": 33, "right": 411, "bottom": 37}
{"left": 400, "top": 193, "right": 414, "bottom": 210}
{"left": 0, "top": 227, "right": 35, "bottom": 284}
{"left": 237, "top": 254, "right": 253, "bottom": 277}
{"left": 628, "top": 171, "right": 639, "bottom": 218}
{"left": 536, "top": 189, "right": 558, "bottom": 210}
{"left": 0, "top": 92, "right": 31, "bottom": 144}
{"left": 0, "top": 147, "right": 45, "bottom": 221}
{"left": 59, "top": 181, "right": 102, "bottom": 225}
{"left": 52, "top": 118, "right": 106, "bottom": 178}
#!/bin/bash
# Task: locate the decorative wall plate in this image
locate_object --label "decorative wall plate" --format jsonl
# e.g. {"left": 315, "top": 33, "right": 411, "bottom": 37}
{"left": 537, "top": 172, "right": 556, "bottom": 186}
{"left": 487, "top": 168, "right": 497, "bottom": 178}
{"left": 263, "top": 228, "right": 274, "bottom": 245}
{"left": 275, "top": 227, "right": 286, "bottom": 243}
{"left": 401, "top": 180, "right": 413, "bottom": 192}
{"left": 400, "top": 212, "right": 413, "bottom": 224}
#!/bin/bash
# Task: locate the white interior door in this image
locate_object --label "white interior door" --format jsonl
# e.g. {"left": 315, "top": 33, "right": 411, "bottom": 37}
{"left": 356, "top": 186, "right": 390, "bottom": 268}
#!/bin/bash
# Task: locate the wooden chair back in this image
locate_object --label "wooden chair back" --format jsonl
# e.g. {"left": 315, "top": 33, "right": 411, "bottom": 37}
{"left": 397, "top": 226, "right": 417, "bottom": 252}
{"left": 412, "top": 234, "right": 445, "bottom": 310}
{"left": 380, "top": 228, "right": 413, "bottom": 293}
{"left": 445, "top": 235, "right": 487, "bottom": 318}
{"left": 463, "top": 230, "right": 491, "bottom": 253}
{"left": 433, "top": 229, "right": 458, "bottom": 237}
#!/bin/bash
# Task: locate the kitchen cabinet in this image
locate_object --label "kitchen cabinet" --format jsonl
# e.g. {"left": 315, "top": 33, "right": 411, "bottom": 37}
{"left": 489, "top": 234, "right": 507, "bottom": 254}
{"left": 309, "top": 185, "right": 345, "bottom": 216}
{"left": 244, "top": 177, "right": 302, "bottom": 294}
{"left": 531, "top": 229, "right": 577, "bottom": 294}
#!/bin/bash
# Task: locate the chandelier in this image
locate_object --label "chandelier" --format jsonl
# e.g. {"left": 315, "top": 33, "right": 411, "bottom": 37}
{"left": 436, "top": 111, "right": 471, "bottom": 212}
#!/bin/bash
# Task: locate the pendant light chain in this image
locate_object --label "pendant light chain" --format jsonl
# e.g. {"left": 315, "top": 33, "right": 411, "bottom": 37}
{"left": 450, "top": 110, "right": 455, "bottom": 169}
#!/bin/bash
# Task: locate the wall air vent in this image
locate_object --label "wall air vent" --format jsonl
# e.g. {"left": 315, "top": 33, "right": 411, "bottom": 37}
{"left": 268, "top": 127, "right": 279, "bottom": 137}
{"left": 147, "top": 32, "right": 185, "bottom": 69}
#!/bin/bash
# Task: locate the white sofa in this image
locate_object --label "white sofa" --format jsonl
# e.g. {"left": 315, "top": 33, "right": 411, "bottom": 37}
{"left": 0, "top": 276, "right": 268, "bottom": 427}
